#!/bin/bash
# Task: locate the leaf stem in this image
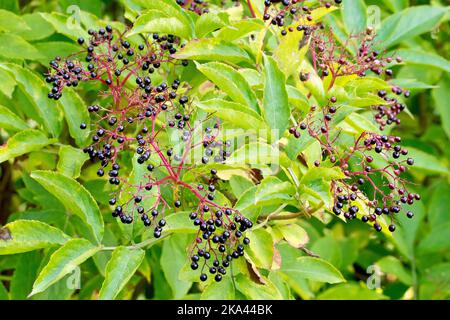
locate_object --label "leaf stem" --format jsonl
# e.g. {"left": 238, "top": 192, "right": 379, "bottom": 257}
{"left": 247, "top": 0, "right": 256, "bottom": 18}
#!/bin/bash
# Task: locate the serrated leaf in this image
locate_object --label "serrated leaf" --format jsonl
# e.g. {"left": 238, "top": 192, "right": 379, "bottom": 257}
{"left": 376, "top": 256, "right": 412, "bottom": 285}
{"left": 160, "top": 234, "right": 192, "bottom": 299}
{"left": 376, "top": 6, "right": 447, "bottom": 49}
{"left": 195, "top": 12, "right": 227, "bottom": 38}
{"left": 39, "top": 12, "right": 89, "bottom": 41}
{"left": 58, "top": 87, "right": 91, "bottom": 146}
{"left": 29, "top": 239, "right": 99, "bottom": 297}
{"left": 0, "top": 33, "right": 43, "bottom": 60}
{"left": 0, "top": 67, "right": 16, "bottom": 98}
{"left": 31, "top": 171, "right": 104, "bottom": 244}
{"left": 245, "top": 228, "right": 274, "bottom": 269}
{"left": 216, "top": 19, "right": 264, "bottom": 42}
{"left": 282, "top": 256, "right": 345, "bottom": 284}
{"left": 98, "top": 246, "right": 145, "bottom": 300}
{"left": 0, "top": 220, "right": 70, "bottom": 255}
{"left": 0, "top": 130, "right": 53, "bottom": 163}
{"left": 432, "top": 77, "right": 450, "bottom": 140}
{"left": 275, "top": 224, "right": 309, "bottom": 248}
{"left": 317, "top": 283, "right": 388, "bottom": 300}
{"left": 174, "top": 38, "right": 252, "bottom": 64}
{"left": 262, "top": 54, "right": 290, "bottom": 136}
{"left": 9, "top": 251, "right": 42, "bottom": 299}
{"left": 235, "top": 274, "right": 283, "bottom": 300}
{"left": 0, "top": 9, "right": 30, "bottom": 32}
{"left": 196, "top": 99, "right": 265, "bottom": 130}
{"left": 0, "top": 105, "right": 28, "bottom": 132}
{"left": 0, "top": 63, "right": 63, "bottom": 137}
{"left": 16, "top": 12, "right": 54, "bottom": 41}
{"left": 57, "top": 145, "right": 89, "bottom": 179}
{"left": 197, "top": 62, "right": 259, "bottom": 112}
{"left": 342, "top": 0, "right": 367, "bottom": 34}
{"left": 129, "top": 10, "right": 192, "bottom": 39}
{"left": 201, "top": 276, "right": 235, "bottom": 300}
{"left": 164, "top": 212, "right": 197, "bottom": 234}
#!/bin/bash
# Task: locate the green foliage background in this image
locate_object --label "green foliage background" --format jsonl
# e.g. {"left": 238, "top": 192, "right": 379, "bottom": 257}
{"left": 0, "top": 0, "right": 448, "bottom": 300}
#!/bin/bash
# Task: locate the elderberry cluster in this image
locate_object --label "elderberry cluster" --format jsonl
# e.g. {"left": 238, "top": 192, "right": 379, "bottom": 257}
{"left": 372, "top": 86, "right": 410, "bottom": 130}
{"left": 44, "top": 27, "right": 253, "bottom": 281}
{"left": 176, "top": 0, "right": 209, "bottom": 15}
{"left": 289, "top": 94, "right": 418, "bottom": 232}
{"left": 263, "top": 0, "right": 340, "bottom": 35}
{"left": 304, "top": 27, "right": 400, "bottom": 80}
{"left": 189, "top": 176, "right": 253, "bottom": 282}
{"left": 330, "top": 132, "right": 418, "bottom": 232}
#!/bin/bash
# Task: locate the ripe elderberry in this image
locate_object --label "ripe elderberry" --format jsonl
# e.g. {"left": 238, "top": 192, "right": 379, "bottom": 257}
{"left": 44, "top": 27, "right": 254, "bottom": 282}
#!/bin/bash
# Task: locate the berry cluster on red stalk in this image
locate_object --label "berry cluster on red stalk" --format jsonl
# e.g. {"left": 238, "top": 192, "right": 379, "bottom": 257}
{"left": 288, "top": 22, "right": 418, "bottom": 232}
{"left": 176, "top": 0, "right": 209, "bottom": 15}
{"left": 290, "top": 97, "right": 418, "bottom": 232}
{"left": 263, "top": 0, "right": 341, "bottom": 35}
{"left": 44, "top": 26, "right": 252, "bottom": 282}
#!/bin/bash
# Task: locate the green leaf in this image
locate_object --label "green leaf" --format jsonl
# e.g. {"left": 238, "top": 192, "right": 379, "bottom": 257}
{"left": 0, "top": 68, "right": 15, "bottom": 98}
{"left": 131, "top": 0, "right": 194, "bottom": 35}
{"left": 0, "top": 9, "right": 30, "bottom": 33}
{"left": 230, "top": 175, "right": 254, "bottom": 196}
{"left": 317, "top": 283, "right": 388, "bottom": 300}
{"left": 39, "top": 12, "right": 89, "bottom": 41}
{"left": 0, "top": 105, "right": 28, "bottom": 132}
{"left": 9, "top": 251, "right": 42, "bottom": 299}
{"left": 174, "top": 39, "right": 252, "bottom": 64}
{"left": 376, "top": 256, "right": 412, "bottom": 286}
{"left": 196, "top": 99, "right": 265, "bottom": 130}
{"left": 195, "top": 12, "right": 227, "bottom": 38}
{"left": 0, "top": 220, "right": 70, "bottom": 255}
{"left": 245, "top": 228, "right": 274, "bottom": 269}
{"left": 30, "top": 171, "right": 104, "bottom": 244}
{"left": 216, "top": 19, "right": 264, "bottom": 42}
{"left": 406, "top": 147, "right": 449, "bottom": 175}
{"left": 418, "top": 222, "right": 450, "bottom": 254}
{"left": 341, "top": 0, "right": 367, "bottom": 34}
{"left": 0, "top": 63, "right": 63, "bottom": 137}
{"left": 0, "top": 33, "right": 43, "bottom": 60}
{"left": 201, "top": 276, "right": 235, "bottom": 300}
{"left": 58, "top": 87, "right": 91, "bottom": 146}
{"left": 116, "top": 154, "right": 157, "bottom": 240}
{"left": 275, "top": 224, "right": 309, "bottom": 248}
{"left": 262, "top": 54, "right": 290, "bottom": 135}
{"left": 0, "top": 282, "right": 7, "bottom": 300}
{"left": 0, "top": 130, "right": 53, "bottom": 163}
{"left": 235, "top": 274, "right": 283, "bottom": 300}
{"left": 29, "top": 239, "right": 100, "bottom": 297}
{"left": 226, "top": 142, "right": 285, "bottom": 166}
{"left": 381, "top": 0, "right": 408, "bottom": 12}
{"left": 57, "top": 145, "right": 89, "bottom": 179}
{"left": 376, "top": 6, "right": 447, "bottom": 49}
{"left": 391, "top": 201, "right": 426, "bottom": 260}
{"left": 274, "top": 28, "right": 309, "bottom": 77}
{"left": 394, "top": 49, "right": 450, "bottom": 73}
{"left": 98, "top": 246, "right": 145, "bottom": 300}
{"left": 282, "top": 256, "right": 345, "bottom": 284}
{"left": 432, "top": 77, "right": 450, "bottom": 140}
{"left": 129, "top": 10, "right": 192, "bottom": 39}
{"left": 33, "top": 41, "right": 81, "bottom": 67}
{"left": 160, "top": 234, "right": 192, "bottom": 299}
{"left": 16, "top": 12, "right": 54, "bottom": 41}
{"left": 428, "top": 180, "right": 450, "bottom": 230}
{"left": 196, "top": 62, "right": 259, "bottom": 112}
{"left": 287, "top": 85, "right": 309, "bottom": 113}
{"left": 163, "top": 212, "right": 196, "bottom": 234}
{"left": 235, "top": 177, "right": 295, "bottom": 214}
